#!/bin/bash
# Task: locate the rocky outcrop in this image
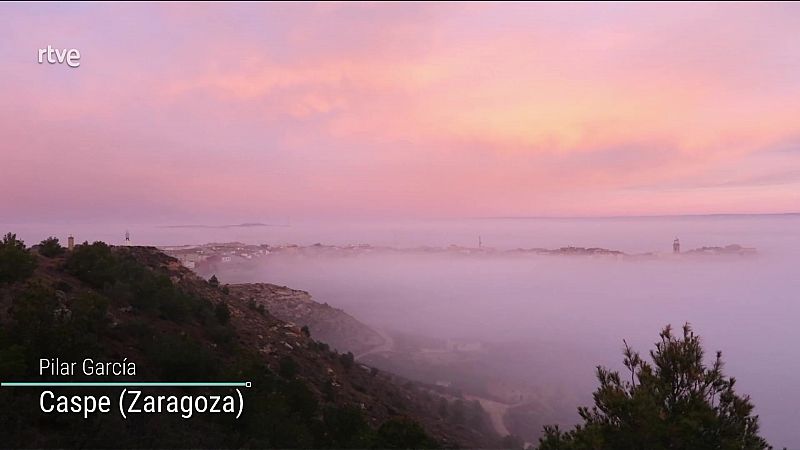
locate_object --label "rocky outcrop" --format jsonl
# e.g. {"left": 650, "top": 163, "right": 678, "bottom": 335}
{"left": 228, "top": 283, "right": 386, "bottom": 356}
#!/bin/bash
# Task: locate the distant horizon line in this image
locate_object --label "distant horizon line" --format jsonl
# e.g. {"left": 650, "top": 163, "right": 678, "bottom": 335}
{"left": 472, "top": 211, "right": 800, "bottom": 220}
{"left": 156, "top": 222, "right": 290, "bottom": 229}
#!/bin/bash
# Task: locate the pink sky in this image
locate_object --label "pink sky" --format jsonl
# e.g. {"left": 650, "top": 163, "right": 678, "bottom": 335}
{"left": 1, "top": 2, "right": 799, "bottom": 222}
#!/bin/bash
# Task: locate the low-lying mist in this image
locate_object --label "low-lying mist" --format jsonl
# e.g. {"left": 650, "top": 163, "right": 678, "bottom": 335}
{"left": 216, "top": 222, "right": 799, "bottom": 447}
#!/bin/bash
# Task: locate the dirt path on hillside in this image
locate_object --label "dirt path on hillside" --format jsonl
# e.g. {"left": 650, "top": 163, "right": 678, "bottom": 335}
{"left": 464, "top": 394, "right": 513, "bottom": 437}
{"left": 355, "top": 327, "right": 394, "bottom": 360}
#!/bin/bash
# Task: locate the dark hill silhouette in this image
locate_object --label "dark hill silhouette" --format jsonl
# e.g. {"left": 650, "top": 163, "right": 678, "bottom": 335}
{"left": 0, "top": 235, "right": 497, "bottom": 448}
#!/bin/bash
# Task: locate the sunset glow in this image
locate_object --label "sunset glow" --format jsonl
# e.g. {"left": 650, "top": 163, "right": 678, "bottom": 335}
{"left": 2, "top": 2, "right": 799, "bottom": 221}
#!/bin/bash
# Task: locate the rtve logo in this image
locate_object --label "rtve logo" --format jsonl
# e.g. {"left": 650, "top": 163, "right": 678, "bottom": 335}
{"left": 38, "top": 46, "right": 81, "bottom": 68}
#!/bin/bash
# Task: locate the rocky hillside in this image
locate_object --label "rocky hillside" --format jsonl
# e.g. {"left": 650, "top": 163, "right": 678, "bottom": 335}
{"left": 0, "top": 236, "right": 499, "bottom": 449}
{"left": 227, "top": 283, "right": 385, "bottom": 356}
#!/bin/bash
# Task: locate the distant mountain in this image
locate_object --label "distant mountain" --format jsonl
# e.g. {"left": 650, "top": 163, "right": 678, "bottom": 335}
{"left": 158, "top": 222, "right": 283, "bottom": 229}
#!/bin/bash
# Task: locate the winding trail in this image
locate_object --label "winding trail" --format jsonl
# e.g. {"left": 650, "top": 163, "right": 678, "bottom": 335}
{"left": 354, "top": 327, "right": 394, "bottom": 360}
{"left": 353, "top": 327, "right": 520, "bottom": 440}
{"left": 464, "top": 394, "right": 513, "bottom": 437}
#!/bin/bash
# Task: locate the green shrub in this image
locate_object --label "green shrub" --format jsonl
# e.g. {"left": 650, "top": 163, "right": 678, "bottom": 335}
{"left": 69, "top": 291, "right": 109, "bottom": 334}
{"left": 322, "top": 405, "right": 372, "bottom": 448}
{"left": 147, "top": 334, "right": 217, "bottom": 381}
{"left": 208, "top": 324, "right": 237, "bottom": 351}
{"left": 340, "top": 351, "right": 355, "bottom": 370}
{"left": 10, "top": 282, "right": 59, "bottom": 351}
{"left": 373, "top": 416, "right": 438, "bottom": 449}
{"left": 215, "top": 302, "right": 231, "bottom": 324}
{"left": 0, "top": 233, "right": 37, "bottom": 284}
{"left": 38, "top": 236, "right": 65, "bottom": 257}
{"left": 538, "top": 324, "right": 771, "bottom": 450}
{"left": 64, "top": 241, "right": 116, "bottom": 287}
{"left": 278, "top": 356, "right": 297, "bottom": 379}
